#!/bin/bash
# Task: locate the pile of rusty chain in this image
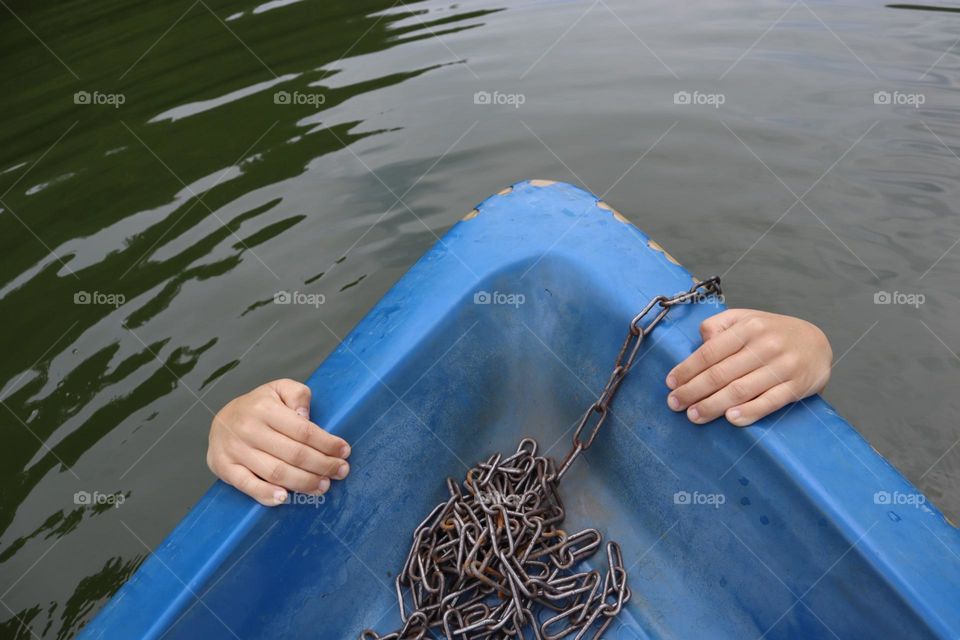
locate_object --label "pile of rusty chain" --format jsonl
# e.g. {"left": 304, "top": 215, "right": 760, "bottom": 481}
{"left": 363, "top": 277, "right": 722, "bottom": 640}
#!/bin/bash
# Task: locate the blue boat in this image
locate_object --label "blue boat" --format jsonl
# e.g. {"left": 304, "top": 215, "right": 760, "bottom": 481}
{"left": 81, "top": 180, "right": 960, "bottom": 639}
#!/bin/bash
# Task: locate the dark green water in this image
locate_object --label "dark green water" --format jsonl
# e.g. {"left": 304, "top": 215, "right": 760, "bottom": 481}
{"left": 1, "top": 0, "right": 959, "bottom": 637}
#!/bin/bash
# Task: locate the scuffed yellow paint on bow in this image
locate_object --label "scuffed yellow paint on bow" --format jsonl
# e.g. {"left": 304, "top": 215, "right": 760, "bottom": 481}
{"left": 647, "top": 239, "right": 681, "bottom": 265}
{"left": 596, "top": 200, "right": 631, "bottom": 225}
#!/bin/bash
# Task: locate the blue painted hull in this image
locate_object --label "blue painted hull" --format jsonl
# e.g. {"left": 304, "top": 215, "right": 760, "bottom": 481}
{"left": 81, "top": 180, "right": 960, "bottom": 639}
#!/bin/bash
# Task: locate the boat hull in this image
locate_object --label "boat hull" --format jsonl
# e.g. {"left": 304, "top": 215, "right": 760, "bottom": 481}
{"left": 81, "top": 180, "right": 960, "bottom": 639}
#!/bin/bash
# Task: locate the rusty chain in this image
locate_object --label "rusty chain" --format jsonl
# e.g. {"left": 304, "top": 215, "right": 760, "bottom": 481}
{"left": 556, "top": 276, "right": 723, "bottom": 479}
{"left": 363, "top": 276, "right": 721, "bottom": 640}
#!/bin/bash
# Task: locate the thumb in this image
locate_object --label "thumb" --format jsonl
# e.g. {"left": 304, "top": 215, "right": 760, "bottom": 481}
{"left": 269, "top": 379, "right": 312, "bottom": 418}
{"left": 699, "top": 308, "right": 751, "bottom": 342}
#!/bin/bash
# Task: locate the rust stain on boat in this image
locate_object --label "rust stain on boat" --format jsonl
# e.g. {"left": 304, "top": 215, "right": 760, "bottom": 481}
{"left": 648, "top": 239, "right": 681, "bottom": 265}
{"left": 497, "top": 186, "right": 513, "bottom": 196}
{"left": 528, "top": 179, "right": 557, "bottom": 187}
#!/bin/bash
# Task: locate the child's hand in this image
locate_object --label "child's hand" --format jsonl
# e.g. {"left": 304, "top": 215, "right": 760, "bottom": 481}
{"left": 665, "top": 309, "right": 832, "bottom": 427}
{"left": 207, "top": 379, "right": 351, "bottom": 506}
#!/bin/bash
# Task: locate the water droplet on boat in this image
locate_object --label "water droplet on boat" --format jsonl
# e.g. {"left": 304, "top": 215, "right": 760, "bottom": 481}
{"left": 740, "top": 497, "right": 751, "bottom": 506}
{"left": 738, "top": 477, "right": 749, "bottom": 486}
{"left": 760, "top": 515, "right": 770, "bottom": 525}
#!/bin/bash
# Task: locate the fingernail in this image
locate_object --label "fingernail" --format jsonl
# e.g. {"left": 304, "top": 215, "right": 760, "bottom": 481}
{"left": 295, "top": 407, "right": 309, "bottom": 418}
{"left": 668, "top": 395, "right": 680, "bottom": 410}
{"left": 688, "top": 406, "right": 700, "bottom": 423}
{"left": 318, "top": 477, "right": 330, "bottom": 493}
{"left": 336, "top": 463, "right": 349, "bottom": 480}
{"left": 273, "top": 489, "right": 288, "bottom": 505}
{"left": 666, "top": 375, "right": 677, "bottom": 389}
{"left": 728, "top": 408, "right": 741, "bottom": 422}
{"left": 340, "top": 444, "right": 351, "bottom": 459}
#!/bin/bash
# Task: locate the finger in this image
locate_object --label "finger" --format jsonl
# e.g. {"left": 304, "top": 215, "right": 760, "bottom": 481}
{"left": 238, "top": 447, "right": 328, "bottom": 494}
{"left": 687, "top": 366, "right": 782, "bottom": 424}
{"left": 268, "top": 409, "right": 351, "bottom": 459}
{"left": 699, "top": 309, "right": 752, "bottom": 341}
{"left": 219, "top": 462, "right": 289, "bottom": 507}
{"left": 668, "top": 349, "right": 762, "bottom": 411}
{"left": 667, "top": 326, "right": 749, "bottom": 390}
{"left": 247, "top": 427, "right": 348, "bottom": 479}
{"left": 270, "top": 379, "right": 312, "bottom": 417}
{"left": 725, "top": 382, "right": 801, "bottom": 427}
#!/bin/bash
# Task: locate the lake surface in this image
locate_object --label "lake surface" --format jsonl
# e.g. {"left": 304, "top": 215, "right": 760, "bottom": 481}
{"left": 1, "top": 0, "right": 959, "bottom": 636}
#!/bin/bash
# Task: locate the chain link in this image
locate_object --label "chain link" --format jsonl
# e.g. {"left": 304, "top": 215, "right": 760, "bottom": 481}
{"left": 556, "top": 276, "right": 722, "bottom": 479}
